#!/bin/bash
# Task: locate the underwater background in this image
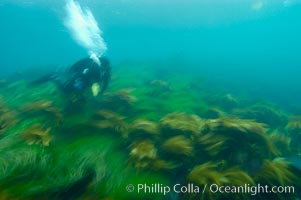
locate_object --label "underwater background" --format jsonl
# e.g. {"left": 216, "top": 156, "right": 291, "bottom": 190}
{"left": 1, "top": 0, "right": 301, "bottom": 199}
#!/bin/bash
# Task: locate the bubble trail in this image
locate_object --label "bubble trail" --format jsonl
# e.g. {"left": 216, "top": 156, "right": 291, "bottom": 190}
{"left": 64, "top": 0, "right": 107, "bottom": 64}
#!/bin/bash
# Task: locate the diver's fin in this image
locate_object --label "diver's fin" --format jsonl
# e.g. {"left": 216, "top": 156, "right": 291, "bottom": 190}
{"left": 29, "top": 73, "right": 55, "bottom": 86}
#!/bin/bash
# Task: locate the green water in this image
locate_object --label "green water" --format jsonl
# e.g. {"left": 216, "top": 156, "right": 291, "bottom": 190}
{"left": 1, "top": 1, "right": 301, "bottom": 199}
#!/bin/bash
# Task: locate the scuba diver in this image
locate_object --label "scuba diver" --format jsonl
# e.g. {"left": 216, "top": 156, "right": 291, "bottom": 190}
{"left": 32, "top": 56, "right": 110, "bottom": 95}
{"left": 61, "top": 56, "right": 111, "bottom": 96}
{"left": 30, "top": 56, "right": 111, "bottom": 112}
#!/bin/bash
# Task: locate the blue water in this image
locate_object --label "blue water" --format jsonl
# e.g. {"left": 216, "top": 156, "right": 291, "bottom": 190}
{"left": 1, "top": 0, "right": 301, "bottom": 108}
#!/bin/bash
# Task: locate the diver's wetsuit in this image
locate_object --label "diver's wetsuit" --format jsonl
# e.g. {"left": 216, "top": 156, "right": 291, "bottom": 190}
{"left": 63, "top": 56, "right": 111, "bottom": 94}
{"left": 31, "top": 56, "right": 111, "bottom": 95}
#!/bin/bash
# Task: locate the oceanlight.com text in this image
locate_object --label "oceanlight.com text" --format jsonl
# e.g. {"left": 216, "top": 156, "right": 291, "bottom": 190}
{"left": 209, "top": 183, "right": 295, "bottom": 196}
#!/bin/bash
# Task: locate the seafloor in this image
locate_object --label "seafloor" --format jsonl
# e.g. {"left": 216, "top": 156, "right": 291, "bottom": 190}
{"left": 0, "top": 62, "right": 301, "bottom": 200}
